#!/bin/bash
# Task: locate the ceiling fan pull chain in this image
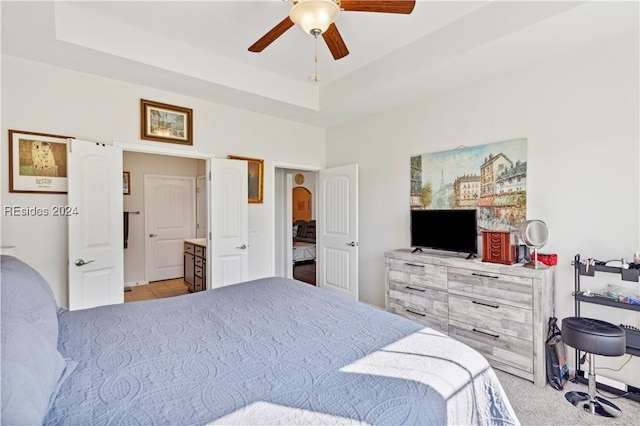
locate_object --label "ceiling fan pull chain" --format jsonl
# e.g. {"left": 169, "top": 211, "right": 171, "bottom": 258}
{"left": 313, "top": 33, "right": 319, "bottom": 82}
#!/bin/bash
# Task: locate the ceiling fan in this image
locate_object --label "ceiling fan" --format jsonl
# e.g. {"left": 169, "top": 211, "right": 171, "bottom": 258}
{"left": 248, "top": 0, "right": 416, "bottom": 60}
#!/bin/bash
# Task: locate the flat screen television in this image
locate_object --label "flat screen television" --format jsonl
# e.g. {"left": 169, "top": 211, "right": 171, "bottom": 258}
{"left": 410, "top": 209, "right": 478, "bottom": 258}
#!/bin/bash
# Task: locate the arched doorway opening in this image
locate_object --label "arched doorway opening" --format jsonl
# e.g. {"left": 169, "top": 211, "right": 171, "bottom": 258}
{"left": 292, "top": 186, "right": 311, "bottom": 222}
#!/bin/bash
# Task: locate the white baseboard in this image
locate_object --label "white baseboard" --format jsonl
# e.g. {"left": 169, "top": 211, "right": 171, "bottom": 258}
{"left": 579, "top": 370, "right": 627, "bottom": 392}
{"left": 361, "top": 301, "right": 384, "bottom": 310}
{"left": 125, "top": 280, "right": 149, "bottom": 287}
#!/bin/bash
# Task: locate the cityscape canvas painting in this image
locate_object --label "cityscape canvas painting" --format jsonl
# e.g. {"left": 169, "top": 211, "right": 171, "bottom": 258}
{"left": 140, "top": 99, "right": 193, "bottom": 145}
{"left": 410, "top": 139, "right": 527, "bottom": 232}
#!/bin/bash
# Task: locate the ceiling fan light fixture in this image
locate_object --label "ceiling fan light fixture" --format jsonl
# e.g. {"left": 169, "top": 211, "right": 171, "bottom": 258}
{"left": 290, "top": 0, "right": 340, "bottom": 36}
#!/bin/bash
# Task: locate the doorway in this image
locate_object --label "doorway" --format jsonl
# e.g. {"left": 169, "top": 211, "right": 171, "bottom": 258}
{"left": 272, "top": 162, "right": 360, "bottom": 301}
{"left": 274, "top": 167, "right": 318, "bottom": 285}
{"left": 293, "top": 186, "right": 312, "bottom": 222}
{"left": 292, "top": 184, "right": 315, "bottom": 284}
{"left": 123, "top": 151, "right": 206, "bottom": 289}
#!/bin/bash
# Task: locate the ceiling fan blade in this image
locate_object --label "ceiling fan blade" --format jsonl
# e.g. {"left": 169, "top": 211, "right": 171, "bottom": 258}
{"left": 248, "top": 16, "right": 295, "bottom": 53}
{"left": 322, "top": 23, "right": 349, "bottom": 60}
{"left": 340, "top": 0, "right": 416, "bottom": 14}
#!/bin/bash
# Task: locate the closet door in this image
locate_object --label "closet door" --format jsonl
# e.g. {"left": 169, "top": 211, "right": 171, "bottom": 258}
{"left": 208, "top": 158, "right": 248, "bottom": 288}
{"left": 68, "top": 140, "right": 123, "bottom": 310}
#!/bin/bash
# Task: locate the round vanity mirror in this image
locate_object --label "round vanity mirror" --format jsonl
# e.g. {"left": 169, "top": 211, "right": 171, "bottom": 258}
{"left": 520, "top": 219, "right": 549, "bottom": 269}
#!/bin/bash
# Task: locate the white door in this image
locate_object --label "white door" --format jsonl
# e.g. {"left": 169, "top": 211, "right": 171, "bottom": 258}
{"left": 68, "top": 140, "right": 123, "bottom": 310}
{"left": 196, "top": 175, "right": 207, "bottom": 238}
{"left": 209, "top": 158, "right": 248, "bottom": 288}
{"left": 285, "top": 173, "right": 294, "bottom": 278}
{"left": 318, "top": 164, "right": 359, "bottom": 300}
{"left": 144, "top": 175, "right": 195, "bottom": 282}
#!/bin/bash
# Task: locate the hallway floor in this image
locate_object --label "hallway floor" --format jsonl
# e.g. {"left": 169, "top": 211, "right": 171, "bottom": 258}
{"left": 124, "top": 278, "right": 189, "bottom": 302}
{"left": 293, "top": 261, "right": 316, "bottom": 286}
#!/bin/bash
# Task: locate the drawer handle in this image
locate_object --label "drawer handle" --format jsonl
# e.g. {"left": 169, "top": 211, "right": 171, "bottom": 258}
{"left": 491, "top": 244, "right": 501, "bottom": 249}
{"left": 405, "top": 286, "right": 425, "bottom": 292}
{"left": 472, "top": 300, "right": 499, "bottom": 309}
{"left": 472, "top": 328, "right": 500, "bottom": 339}
{"left": 472, "top": 272, "right": 499, "bottom": 279}
{"left": 405, "top": 309, "right": 426, "bottom": 317}
{"left": 405, "top": 263, "right": 424, "bottom": 268}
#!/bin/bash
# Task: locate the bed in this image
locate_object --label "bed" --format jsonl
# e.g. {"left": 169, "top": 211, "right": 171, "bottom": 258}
{"left": 1, "top": 255, "right": 519, "bottom": 425}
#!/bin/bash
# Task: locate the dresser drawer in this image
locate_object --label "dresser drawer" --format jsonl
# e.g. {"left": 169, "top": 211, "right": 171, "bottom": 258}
{"left": 448, "top": 319, "right": 533, "bottom": 373}
{"left": 449, "top": 294, "right": 532, "bottom": 340}
{"left": 388, "top": 302, "right": 448, "bottom": 334}
{"left": 194, "top": 265, "right": 203, "bottom": 278}
{"left": 448, "top": 267, "right": 532, "bottom": 308}
{"left": 388, "top": 281, "right": 448, "bottom": 318}
{"left": 195, "top": 245, "right": 205, "bottom": 257}
{"left": 484, "top": 232, "right": 509, "bottom": 243}
{"left": 184, "top": 242, "right": 195, "bottom": 254}
{"left": 195, "top": 276, "right": 204, "bottom": 292}
{"left": 195, "top": 256, "right": 204, "bottom": 267}
{"left": 485, "top": 249, "right": 506, "bottom": 260}
{"left": 387, "top": 258, "right": 447, "bottom": 290}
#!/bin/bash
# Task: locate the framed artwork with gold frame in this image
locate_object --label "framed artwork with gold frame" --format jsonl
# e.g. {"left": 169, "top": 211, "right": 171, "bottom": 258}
{"left": 228, "top": 155, "right": 264, "bottom": 203}
{"left": 140, "top": 99, "right": 193, "bottom": 145}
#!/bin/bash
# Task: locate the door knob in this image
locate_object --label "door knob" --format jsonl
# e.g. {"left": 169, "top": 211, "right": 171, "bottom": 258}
{"left": 75, "top": 259, "right": 95, "bottom": 267}
{"left": 149, "top": 233, "right": 158, "bottom": 237}
{"left": 346, "top": 241, "right": 357, "bottom": 247}
{"left": 236, "top": 244, "right": 247, "bottom": 250}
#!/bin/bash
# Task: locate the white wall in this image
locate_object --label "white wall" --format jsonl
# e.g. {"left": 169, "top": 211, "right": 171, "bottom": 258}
{"left": 1, "top": 55, "right": 326, "bottom": 308}
{"left": 326, "top": 30, "right": 640, "bottom": 386}
{"left": 122, "top": 151, "right": 204, "bottom": 285}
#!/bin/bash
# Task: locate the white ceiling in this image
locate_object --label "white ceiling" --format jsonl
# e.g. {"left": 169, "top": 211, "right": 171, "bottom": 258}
{"left": 2, "top": 1, "right": 638, "bottom": 127}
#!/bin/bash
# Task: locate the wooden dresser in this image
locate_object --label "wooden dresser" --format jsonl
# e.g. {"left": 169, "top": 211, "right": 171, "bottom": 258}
{"left": 385, "top": 248, "right": 554, "bottom": 386}
{"left": 184, "top": 240, "right": 206, "bottom": 292}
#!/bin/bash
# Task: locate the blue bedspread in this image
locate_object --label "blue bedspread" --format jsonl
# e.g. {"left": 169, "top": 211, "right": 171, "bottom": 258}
{"left": 45, "top": 277, "right": 518, "bottom": 425}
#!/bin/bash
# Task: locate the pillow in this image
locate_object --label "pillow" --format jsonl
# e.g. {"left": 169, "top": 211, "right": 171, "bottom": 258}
{"left": 0, "top": 255, "right": 59, "bottom": 346}
{"left": 296, "top": 221, "right": 308, "bottom": 237}
{"left": 1, "top": 314, "right": 67, "bottom": 426}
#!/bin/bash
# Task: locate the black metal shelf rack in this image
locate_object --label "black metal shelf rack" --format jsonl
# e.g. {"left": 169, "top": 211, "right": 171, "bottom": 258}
{"left": 572, "top": 254, "right": 640, "bottom": 402}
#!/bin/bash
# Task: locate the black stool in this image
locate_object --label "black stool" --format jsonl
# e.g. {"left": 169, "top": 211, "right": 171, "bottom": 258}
{"left": 562, "top": 317, "right": 626, "bottom": 417}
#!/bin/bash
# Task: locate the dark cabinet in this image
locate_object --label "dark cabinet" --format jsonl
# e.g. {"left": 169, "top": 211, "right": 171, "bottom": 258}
{"left": 184, "top": 242, "right": 206, "bottom": 292}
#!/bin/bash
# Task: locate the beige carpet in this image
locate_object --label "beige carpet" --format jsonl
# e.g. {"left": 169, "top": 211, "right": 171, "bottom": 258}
{"left": 495, "top": 370, "right": 640, "bottom": 425}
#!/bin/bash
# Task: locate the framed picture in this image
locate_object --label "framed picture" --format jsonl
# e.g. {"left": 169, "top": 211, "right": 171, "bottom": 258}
{"left": 123, "top": 171, "right": 131, "bottom": 195}
{"left": 8, "top": 129, "right": 73, "bottom": 194}
{"left": 140, "top": 99, "right": 193, "bottom": 145}
{"left": 228, "top": 155, "right": 264, "bottom": 203}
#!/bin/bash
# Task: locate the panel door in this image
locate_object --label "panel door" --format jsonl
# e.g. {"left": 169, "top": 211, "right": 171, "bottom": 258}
{"left": 144, "top": 175, "right": 195, "bottom": 282}
{"left": 68, "top": 140, "right": 123, "bottom": 310}
{"left": 318, "top": 164, "right": 359, "bottom": 300}
{"left": 209, "top": 158, "right": 248, "bottom": 288}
